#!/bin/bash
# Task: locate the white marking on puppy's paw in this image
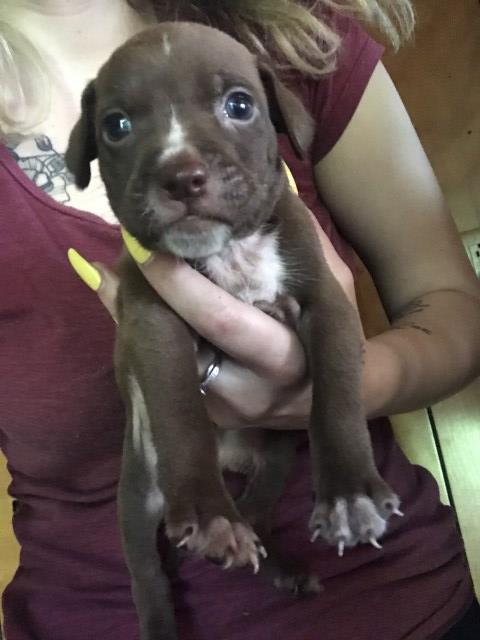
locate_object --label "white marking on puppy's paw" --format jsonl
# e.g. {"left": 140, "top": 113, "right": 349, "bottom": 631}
{"left": 309, "top": 493, "right": 397, "bottom": 554}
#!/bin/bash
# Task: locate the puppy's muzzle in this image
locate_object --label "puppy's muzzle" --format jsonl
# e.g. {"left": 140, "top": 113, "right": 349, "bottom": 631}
{"left": 124, "top": 150, "right": 230, "bottom": 259}
{"left": 146, "top": 149, "right": 212, "bottom": 223}
{"left": 159, "top": 156, "right": 209, "bottom": 200}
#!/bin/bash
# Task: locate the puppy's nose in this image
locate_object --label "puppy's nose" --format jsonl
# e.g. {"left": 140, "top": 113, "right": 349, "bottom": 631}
{"left": 160, "top": 160, "right": 208, "bottom": 199}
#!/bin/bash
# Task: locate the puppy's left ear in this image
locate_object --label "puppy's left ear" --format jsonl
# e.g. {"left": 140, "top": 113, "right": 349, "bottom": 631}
{"left": 65, "top": 81, "right": 98, "bottom": 189}
{"left": 258, "top": 62, "right": 315, "bottom": 159}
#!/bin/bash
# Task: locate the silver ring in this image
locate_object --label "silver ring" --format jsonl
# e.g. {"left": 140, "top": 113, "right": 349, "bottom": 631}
{"left": 199, "top": 350, "right": 222, "bottom": 396}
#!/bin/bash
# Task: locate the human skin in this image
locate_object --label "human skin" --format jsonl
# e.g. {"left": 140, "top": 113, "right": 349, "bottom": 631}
{"left": 9, "top": 0, "right": 480, "bottom": 430}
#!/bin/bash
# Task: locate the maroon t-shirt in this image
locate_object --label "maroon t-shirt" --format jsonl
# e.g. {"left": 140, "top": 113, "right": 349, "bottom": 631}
{"left": 0, "top": 16, "right": 474, "bottom": 640}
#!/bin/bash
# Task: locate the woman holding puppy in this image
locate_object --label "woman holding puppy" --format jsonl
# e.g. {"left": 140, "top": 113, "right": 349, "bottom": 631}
{"left": 1, "top": 1, "right": 479, "bottom": 638}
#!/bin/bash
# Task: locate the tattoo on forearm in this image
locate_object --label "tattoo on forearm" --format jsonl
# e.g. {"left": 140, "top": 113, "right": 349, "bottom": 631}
{"left": 397, "top": 299, "right": 430, "bottom": 318}
{"left": 392, "top": 322, "right": 432, "bottom": 335}
{"left": 392, "top": 298, "right": 432, "bottom": 335}
{"left": 7, "top": 135, "right": 74, "bottom": 204}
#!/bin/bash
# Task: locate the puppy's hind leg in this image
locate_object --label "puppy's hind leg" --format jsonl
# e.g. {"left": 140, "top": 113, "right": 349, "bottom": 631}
{"left": 119, "top": 376, "right": 177, "bottom": 640}
{"left": 235, "top": 431, "right": 322, "bottom": 597}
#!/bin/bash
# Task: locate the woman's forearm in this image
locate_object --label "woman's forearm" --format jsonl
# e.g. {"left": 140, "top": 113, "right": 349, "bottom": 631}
{"left": 97, "top": 244, "right": 480, "bottom": 428}
{"left": 364, "top": 289, "right": 480, "bottom": 418}
{"left": 209, "top": 289, "right": 480, "bottom": 429}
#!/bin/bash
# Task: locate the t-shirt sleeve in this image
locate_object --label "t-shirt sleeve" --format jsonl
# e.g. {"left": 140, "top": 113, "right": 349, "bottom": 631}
{"left": 309, "top": 14, "right": 385, "bottom": 164}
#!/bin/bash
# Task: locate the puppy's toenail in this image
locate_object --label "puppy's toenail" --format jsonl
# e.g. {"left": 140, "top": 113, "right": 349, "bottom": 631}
{"left": 311, "top": 529, "right": 321, "bottom": 543}
{"left": 369, "top": 537, "right": 382, "bottom": 550}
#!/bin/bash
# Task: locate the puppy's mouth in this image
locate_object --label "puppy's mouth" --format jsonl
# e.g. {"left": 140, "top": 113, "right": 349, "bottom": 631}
{"left": 160, "top": 214, "right": 232, "bottom": 259}
{"left": 128, "top": 196, "right": 232, "bottom": 259}
{"left": 169, "top": 214, "right": 221, "bottom": 232}
{"left": 122, "top": 161, "right": 256, "bottom": 258}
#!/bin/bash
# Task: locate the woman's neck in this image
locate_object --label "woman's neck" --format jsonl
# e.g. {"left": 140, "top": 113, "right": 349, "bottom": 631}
{"left": 4, "top": 1, "right": 155, "bottom": 224}
{"left": 11, "top": 1, "right": 153, "bottom": 75}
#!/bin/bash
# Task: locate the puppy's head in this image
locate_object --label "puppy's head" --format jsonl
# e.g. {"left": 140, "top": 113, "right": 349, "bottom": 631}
{"left": 66, "top": 23, "right": 314, "bottom": 259}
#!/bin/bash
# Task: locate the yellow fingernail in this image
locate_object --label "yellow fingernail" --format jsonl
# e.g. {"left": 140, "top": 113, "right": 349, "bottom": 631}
{"left": 67, "top": 248, "right": 102, "bottom": 291}
{"left": 282, "top": 160, "right": 298, "bottom": 195}
{"left": 121, "top": 227, "right": 152, "bottom": 265}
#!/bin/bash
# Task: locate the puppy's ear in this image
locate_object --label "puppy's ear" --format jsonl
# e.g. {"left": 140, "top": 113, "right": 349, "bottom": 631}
{"left": 65, "top": 81, "right": 97, "bottom": 189}
{"left": 258, "top": 62, "right": 314, "bottom": 159}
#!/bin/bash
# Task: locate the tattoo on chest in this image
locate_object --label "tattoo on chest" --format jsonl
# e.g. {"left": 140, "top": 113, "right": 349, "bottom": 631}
{"left": 7, "top": 134, "right": 75, "bottom": 204}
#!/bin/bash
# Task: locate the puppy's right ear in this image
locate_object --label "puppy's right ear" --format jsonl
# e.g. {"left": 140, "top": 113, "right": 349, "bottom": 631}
{"left": 65, "top": 81, "right": 97, "bottom": 189}
{"left": 258, "top": 62, "right": 314, "bottom": 159}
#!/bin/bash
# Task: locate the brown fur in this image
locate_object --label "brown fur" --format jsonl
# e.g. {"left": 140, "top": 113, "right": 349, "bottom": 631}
{"left": 66, "top": 23, "right": 399, "bottom": 640}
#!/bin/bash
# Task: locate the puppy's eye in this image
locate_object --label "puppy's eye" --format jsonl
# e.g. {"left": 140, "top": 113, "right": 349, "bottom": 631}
{"left": 102, "top": 112, "right": 132, "bottom": 142}
{"left": 224, "top": 91, "right": 254, "bottom": 121}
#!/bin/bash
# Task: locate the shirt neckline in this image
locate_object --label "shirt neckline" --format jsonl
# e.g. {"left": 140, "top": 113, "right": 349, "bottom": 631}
{"left": 0, "top": 143, "right": 120, "bottom": 233}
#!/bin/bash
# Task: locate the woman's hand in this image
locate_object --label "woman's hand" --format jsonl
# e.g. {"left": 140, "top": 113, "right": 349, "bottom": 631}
{"left": 71, "top": 217, "right": 361, "bottom": 429}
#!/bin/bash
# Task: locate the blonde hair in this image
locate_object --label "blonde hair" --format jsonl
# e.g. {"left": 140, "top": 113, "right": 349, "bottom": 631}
{"left": 155, "top": 1, "right": 414, "bottom": 75}
{"left": 0, "top": 0, "right": 414, "bottom": 136}
{"left": 0, "top": 17, "right": 50, "bottom": 136}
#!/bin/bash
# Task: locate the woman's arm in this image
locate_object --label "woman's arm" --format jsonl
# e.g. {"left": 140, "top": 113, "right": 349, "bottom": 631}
{"left": 92, "top": 222, "right": 350, "bottom": 429}
{"left": 314, "top": 61, "right": 480, "bottom": 417}
{"left": 85, "top": 60, "right": 480, "bottom": 427}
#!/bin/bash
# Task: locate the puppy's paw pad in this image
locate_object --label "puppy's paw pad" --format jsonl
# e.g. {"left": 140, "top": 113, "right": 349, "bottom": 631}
{"left": 375, "top": 494, "right": 403, "bottom": 519}
{"left": 274, "top": 573, "right": 323, "bottom": 598}
{"left": 254, "top": 296, "right": 300, "bottom": 327}
{"left": 190, "top": 516, "right": 237, "bottom": 559}
{"left": 172, "top": 516, "right": 263, "bottom": 572}
{"left": 309, "top": 497, "right": 357, "bottom": 552}
{"left": 229, "top": 522, "right": 265, "bottom": 573}
{"left": 309, "top": 492, "right": 400, "bottom": 554}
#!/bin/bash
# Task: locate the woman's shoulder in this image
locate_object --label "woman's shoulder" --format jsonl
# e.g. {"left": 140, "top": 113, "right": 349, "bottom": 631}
{"left": 285, "top": 12, "right": 385, "bottom": 163}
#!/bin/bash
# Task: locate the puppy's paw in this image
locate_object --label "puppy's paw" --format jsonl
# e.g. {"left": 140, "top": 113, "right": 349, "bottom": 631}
{"left": 254, "top": 296, "right": 300, "bottom": 327}
{"left": 273, "top": 573, "right": 322, "bottom": 598}
{"left": 167, "top": 516, "right": 265, "bottom": 573}
{"left": 309, "top": 483, "right": 402, "bottom": 556}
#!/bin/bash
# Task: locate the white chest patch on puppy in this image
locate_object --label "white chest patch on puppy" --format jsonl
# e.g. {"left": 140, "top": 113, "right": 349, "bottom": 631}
{"left": 203, "top": 230, "right": 285, "bottom": 305}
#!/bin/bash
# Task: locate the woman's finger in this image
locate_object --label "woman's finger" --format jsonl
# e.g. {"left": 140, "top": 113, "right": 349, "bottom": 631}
{"left": 121, "top": 229, "right": 305, "bottom": 381}
{"left": 199, "top": 352, "right": 311, "bottom": 430}
{"left": 67, "top": 249, "right": 120, "bottom": 322}
{"left": 144, "top": 254, "right": 305, "bottom": 382}
{"left": 91, "top": 262, "right": 120, "bottom": 322}
{"left": 149, "top": 255, "right": 305, "bottom": 381}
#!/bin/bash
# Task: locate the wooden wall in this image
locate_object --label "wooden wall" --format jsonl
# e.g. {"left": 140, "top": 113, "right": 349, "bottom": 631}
{"left": 384, "top": 0, "right": 480, "bottom": 232}
{"left": 384, "top": 0, "right": 480, "bottom": 595}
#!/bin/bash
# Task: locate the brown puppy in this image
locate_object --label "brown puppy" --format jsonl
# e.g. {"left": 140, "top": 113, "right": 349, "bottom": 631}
{"left": 66, "top": 23, "right": 401, "bottom": 640}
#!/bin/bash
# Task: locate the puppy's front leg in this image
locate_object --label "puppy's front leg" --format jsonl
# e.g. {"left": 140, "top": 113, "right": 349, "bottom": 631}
{"left": 116, "top": 263, "right": 262, "bottom": 621}
{"left": 300, "top": 284, "right": 400, "bottom": 554}
{"left": 279, "top": 193, "right": 400, "bottom": 555}
{"left": 118, "top": 413, "right": 176, "bottom": 640}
